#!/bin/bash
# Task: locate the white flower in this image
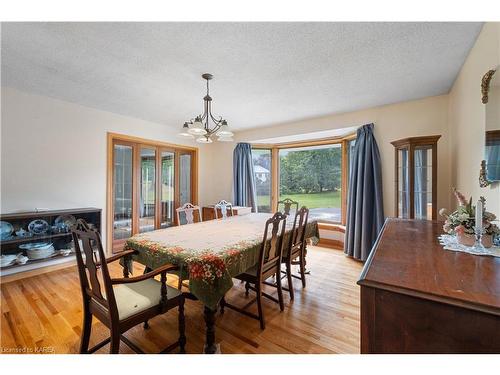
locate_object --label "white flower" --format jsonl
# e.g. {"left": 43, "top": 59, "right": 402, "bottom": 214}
{"left": 458, "top": 213, "right": 471, "bottom": 222}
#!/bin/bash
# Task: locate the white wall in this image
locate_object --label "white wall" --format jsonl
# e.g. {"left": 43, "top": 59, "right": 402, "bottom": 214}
{"left": 448, "top": 22, "right": 500, "bottom": 215}
{"left": 207, "top": 95, "right": 452, "bottom": 217}
{"left": 0, "top": 87, "right": 213, "bottom": 244}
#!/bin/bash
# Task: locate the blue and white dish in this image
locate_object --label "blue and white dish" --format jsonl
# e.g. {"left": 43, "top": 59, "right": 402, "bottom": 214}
{"left": 19, "top": 242, "right": 55, "bottom": 260}
{"left": 19, "top": 242, "right": 52, "bottom": 250}
{"left": 28, "top": 219, "right": 50, "bottom": 235}
{"left": 0, "top": 221, "right": 14, "bottom": 239}
{"left": 54, "top": 215, "right": 76, "bottom": 229}
{"left": 16, "top": 253, "right": 29, "bottom": 265}
{"left": 15, "top": 228, "right": 32, "bottom": 238}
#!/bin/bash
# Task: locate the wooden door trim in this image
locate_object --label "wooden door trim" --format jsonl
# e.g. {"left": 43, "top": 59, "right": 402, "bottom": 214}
{"left": 106, "top": 132, "right": 199, "bottom": 253}
{"left": 107, "top": 132, "right": 198, "bottom": 151}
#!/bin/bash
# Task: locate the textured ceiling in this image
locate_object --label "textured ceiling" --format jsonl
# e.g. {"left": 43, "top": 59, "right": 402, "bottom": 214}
{"left": 1, "top": 22, "right": 482, "bottom": 131}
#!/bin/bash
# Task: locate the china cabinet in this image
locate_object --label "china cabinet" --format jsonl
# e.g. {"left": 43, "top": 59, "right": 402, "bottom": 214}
{"left": 391, "top": 135, "right": 440, "bottom": 220}
{"left": 0, "top": 207, "right": 101, "bottom": 277}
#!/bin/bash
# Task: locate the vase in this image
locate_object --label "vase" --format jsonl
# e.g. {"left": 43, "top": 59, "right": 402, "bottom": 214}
{"left": 482, "top": 234, "right": 493, "bottom": 248}
{"left": 456, "top": 232, "right": 475, "bottom": 247}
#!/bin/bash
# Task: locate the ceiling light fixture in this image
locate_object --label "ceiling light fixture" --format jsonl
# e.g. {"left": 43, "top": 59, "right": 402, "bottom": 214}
{"left": 180, "top": 73, "right": 234, "bottom": 143}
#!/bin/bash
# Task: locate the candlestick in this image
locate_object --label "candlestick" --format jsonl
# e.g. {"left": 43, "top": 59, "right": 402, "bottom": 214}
{"left": 475, "top": 199, "right": 483, "bottom": 234}
{"left": 473, "top": 199, "right": 486, "bottom": 253}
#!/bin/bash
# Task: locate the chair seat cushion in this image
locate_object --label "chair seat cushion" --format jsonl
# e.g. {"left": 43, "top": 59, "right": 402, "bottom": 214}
{"left": 242, "top": 265, "right": 258, "bottom": 277}
{"left": 113, "top": 279, "right": 181, "bottom": 320}
{"left": 237, "top": 263, "right": 276, "bottom": 281}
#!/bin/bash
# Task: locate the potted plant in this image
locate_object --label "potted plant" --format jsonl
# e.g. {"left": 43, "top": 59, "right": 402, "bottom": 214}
{"left": 439, "top": 188, "right": 499, "bottom": 248}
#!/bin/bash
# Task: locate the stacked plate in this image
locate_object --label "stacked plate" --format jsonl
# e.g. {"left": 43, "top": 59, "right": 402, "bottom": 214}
{"left": 19, "top": 242, "right": 55, "bottom": 260}
{"left": 0, "top": 254, "right": 17, "bottom": 267}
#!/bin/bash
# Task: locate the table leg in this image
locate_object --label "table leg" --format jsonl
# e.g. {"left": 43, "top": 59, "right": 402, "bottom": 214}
{"left": 203, "top": 305, "right": 218, "bottom": 354}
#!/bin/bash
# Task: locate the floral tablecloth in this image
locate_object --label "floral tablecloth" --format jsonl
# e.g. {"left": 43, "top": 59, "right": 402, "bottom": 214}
{"left": 124, "top": 213, "right": 319, "bottom": 309}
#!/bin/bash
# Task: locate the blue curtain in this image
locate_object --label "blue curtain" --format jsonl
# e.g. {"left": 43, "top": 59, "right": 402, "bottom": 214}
{"left": 344, "top": 124, "right": 385, "bottom": 261}
{"left": 233, "top": 143, "right": 257, "bottom": 212}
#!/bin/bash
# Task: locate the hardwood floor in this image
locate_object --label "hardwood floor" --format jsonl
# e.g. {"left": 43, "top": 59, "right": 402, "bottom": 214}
{"left": 0, "top": 246, "right": 363, "bottom": 354}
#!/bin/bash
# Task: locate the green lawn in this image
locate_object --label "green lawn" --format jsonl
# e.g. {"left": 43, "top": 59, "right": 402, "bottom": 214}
{"left": 257, "top": 191, "right": 341, "bottom": 210}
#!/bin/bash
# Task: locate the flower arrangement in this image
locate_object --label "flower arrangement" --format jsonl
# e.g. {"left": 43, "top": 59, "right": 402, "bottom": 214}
{"left": 439, "top": 188, "right": 500, "bottom": 239}
{"left": 187, "top": 252, "right": 226, "bottom": 283}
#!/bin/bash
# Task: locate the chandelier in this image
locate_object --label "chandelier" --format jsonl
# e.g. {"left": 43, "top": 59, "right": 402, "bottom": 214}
{"left": 179, "top": 73, "right": 234, "bottom": 143}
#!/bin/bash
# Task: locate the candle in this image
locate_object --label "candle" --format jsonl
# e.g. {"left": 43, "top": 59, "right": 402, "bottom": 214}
{"left": 475, "top": 199, "right": 483, "bottom": 234}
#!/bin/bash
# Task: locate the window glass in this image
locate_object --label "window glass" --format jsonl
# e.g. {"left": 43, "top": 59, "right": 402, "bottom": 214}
{"left": 179, "top": 154, "right": 192, "bottom": 206}
{"left": 251, "top": 149, "right": 272, "bottom": 213}
{"left": 113, "top": 144, "right": 133, "bottom": 240}
{"left": 139, "top": 148, "right": 156, "bottom": 233}
{"left": 160, "top": 151, "right": 175, "bottom": 228}
{"left": 279, "top": 144, "right": 342, "bottom": 222}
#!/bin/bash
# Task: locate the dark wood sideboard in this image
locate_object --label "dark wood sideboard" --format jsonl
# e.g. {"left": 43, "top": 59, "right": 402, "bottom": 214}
{"left": 358, "top": 218, "right": 500, "bottom": 353}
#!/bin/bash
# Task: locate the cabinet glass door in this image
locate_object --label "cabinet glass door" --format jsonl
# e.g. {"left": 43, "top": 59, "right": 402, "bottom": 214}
{"left": 398, "top": 148, "right": 409, "bottom": 218}
{"left": 414, "top": 146, "right": 433, "bottom": 220}
{"left": 113, "top": 144, "right": 133, "bottom": 242}
{"left": 139, "top": 147, "right": 156, "bottom": 233}
{"left": 160, "top": 150, "right": 175, "bottom": 228}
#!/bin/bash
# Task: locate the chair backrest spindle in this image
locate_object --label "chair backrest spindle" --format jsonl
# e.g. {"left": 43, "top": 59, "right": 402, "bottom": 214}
{"left": 71, "top": 219, "right": 118, "bottom": 316}
{"left": 259, "top": 212, "right": 287, "bottom": 276}
{"left": 214, "top": 200, "right": 234, "bottom": 219}
{"left": 277, "top": 198, "right": 299, "bottom": 216}
{"left": 176, "top": 203, "right": 202, "bottom": 225}
{"left": 288, "top": 206, "right": 310, "bottom": 258}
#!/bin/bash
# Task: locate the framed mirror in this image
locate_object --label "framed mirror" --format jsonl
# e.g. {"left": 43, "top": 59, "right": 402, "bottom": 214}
{"left": 480, "top": 67, "right": 500, "bottom": 186}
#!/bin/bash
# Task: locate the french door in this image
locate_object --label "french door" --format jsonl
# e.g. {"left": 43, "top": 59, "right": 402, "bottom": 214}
{"left": 110, "top": 135, "right": 197, "bottom": 252}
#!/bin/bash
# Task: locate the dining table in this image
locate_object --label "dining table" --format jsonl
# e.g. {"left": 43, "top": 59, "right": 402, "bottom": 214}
{"left": 123, "top": 212, "right": 319, "bottom": 353}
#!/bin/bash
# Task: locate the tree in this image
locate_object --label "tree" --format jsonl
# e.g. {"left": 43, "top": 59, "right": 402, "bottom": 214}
{"left": 279, "top": 147, "right": 341, "bottom": 194}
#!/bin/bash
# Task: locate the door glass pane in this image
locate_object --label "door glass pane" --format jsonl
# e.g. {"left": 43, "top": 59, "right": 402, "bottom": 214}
{"left": 139, "top": 148, "right": 156, "bottom": 233}
{"left": 179, "top": 154, "right": 192, "bottom": 205}
{"left": 160, "top": 151, "right": 175, "bottom": 228}
{"left": 279, "top": 144, "right": 342, "bottom": 222}
{"left": 414, "top": 146, "right": 432, "bottom": 220}
{"left": 113, "top": 144, "right": 133, "bottom": 241}
{"left": 251, "top": 149, "right": 272, "bottom": 213}
{"left": 398, "top": 148, "right": 409, "bottom": 218}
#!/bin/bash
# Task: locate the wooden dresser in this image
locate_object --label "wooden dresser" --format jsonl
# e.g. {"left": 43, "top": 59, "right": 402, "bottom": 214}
{"left": 358, "top": 219, "right": 500, "bottom": 353}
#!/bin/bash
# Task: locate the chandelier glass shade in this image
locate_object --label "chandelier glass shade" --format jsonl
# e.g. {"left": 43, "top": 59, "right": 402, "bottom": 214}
{"left": 180, "top": 73, "right": 234, "bottom": 143}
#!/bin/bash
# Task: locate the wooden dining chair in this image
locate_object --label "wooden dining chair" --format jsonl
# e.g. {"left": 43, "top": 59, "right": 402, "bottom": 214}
{"left": 71, "top": 219, "right": 186, "bottom": 354}
{"left": 280, "top": 206, "right": 309, "bottom": 300}
{"left": 214, "top": 200, "right": 234, "bottom": 219}
{"left": 276, "top": 198, "right": 299, "bottom": 216}
{"left": 220, "top": 212, "right": 287, "bottom": 330}
{"left": 176, "top": 203, "right": 202, "bottom": 225}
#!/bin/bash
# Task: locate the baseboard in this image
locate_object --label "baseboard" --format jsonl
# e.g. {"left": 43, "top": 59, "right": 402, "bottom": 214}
{"left": 0, "top": 259, "right": 77, "bottom": 284}
{"left": 317, "top": 238, "right": 344, "bottom": 250}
